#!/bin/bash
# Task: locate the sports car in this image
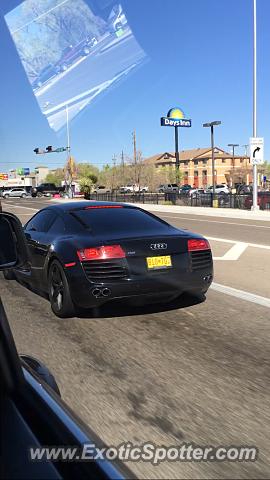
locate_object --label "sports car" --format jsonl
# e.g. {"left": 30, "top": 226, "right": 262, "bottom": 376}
{"left": 4, "top": 202, "right": 213, "bottom": 318}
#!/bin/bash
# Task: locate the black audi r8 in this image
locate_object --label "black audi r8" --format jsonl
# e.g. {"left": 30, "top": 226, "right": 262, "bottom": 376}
{"left": 4, "top": 202, "right": 213, "bottom": 318}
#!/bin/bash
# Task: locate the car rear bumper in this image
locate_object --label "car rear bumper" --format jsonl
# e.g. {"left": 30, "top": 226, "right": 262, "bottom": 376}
{"left": 66, "top": 265, "right": 213, "bottom": 309}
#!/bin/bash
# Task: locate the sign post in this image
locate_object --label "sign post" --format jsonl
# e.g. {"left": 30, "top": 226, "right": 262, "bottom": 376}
{"left": 250, "top": 137, "right": 264, "bottom": 208}
{"left": 161, "top": 107, "right": 191, "bottom": 184}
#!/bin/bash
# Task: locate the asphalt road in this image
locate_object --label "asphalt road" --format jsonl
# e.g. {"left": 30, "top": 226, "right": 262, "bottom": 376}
{"left": 1, "top": 198, "right": 270, "bottom": 479}
{"left": 156, "top": 212, "right": 270, "bottom": 246}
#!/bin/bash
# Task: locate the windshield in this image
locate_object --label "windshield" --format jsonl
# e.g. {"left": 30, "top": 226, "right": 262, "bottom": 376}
{"left": 1, "top": 1, "right": 270, "bottom": 479}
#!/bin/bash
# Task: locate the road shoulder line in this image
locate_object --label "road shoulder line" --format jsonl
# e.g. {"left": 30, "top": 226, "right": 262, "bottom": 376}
{"left": 211, "top": 282, "right": 270, "bottom": 308}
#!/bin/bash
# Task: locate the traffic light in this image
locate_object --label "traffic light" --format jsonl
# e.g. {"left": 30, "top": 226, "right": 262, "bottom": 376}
{"left": 46, "top": 146, "right": 53, "bottom": 152}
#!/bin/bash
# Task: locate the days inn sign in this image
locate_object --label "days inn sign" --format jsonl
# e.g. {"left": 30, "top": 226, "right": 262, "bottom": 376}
{"left": 160, "top": 107, "right": 191, "bottom": 128}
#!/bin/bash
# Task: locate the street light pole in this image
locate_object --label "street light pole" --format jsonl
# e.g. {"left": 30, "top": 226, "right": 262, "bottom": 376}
{"left": 210, "top": 125, "right": 215, "bottom": 195}
{"left": 252, "top": 0, "right": 259, "bottom": 210}
{"left": 228, "top": 143, "right": 239, "bottom": 188}
{"left": 242, "top": 144, "right": 249, "bottom": 184}
{"left": 66, "top": 104, "right": 70, "bottom": 153}
{"left": 65, "top": 105, "right": 73, "bottom": 197}
{"left": 203, "top": 121, "right": 221, "bottom": 198}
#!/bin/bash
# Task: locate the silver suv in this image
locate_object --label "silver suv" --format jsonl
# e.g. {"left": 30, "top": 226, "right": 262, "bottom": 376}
{"left": 158, "top": 183, "right": 179, "bottom": 193}
{"left": 1, "top": 187, "right": 29, "bottom": 198}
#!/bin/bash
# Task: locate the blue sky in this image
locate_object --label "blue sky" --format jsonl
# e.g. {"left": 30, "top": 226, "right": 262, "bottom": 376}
{"left": 0, "top": 0, "right": 269, "bottom": 173}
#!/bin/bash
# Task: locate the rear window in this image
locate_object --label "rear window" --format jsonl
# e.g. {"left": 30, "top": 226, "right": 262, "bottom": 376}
{"left": 70, "top": 207, "right": 171, "bottom": 235}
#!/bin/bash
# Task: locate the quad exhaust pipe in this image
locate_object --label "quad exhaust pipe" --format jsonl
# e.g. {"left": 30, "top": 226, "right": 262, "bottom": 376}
{"left": 91, "top": 287, "right": 112, "bottom": 298}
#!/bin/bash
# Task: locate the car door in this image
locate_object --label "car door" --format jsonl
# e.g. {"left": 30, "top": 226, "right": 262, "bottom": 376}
{"left": 24, "top": 210, "right": 57, "bottom": 287}
{"left": 10, "top": 189, "right": 19, "bottom": 197}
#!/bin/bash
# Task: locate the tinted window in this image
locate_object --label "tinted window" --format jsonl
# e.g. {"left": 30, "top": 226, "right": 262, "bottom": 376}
{"left": 25, "top": 210, "right": 56, "bottom": 233}
{"left": 48, "top": 216, "right": 66, "bottom": 234}
{"left": 70, "top": 207, "right": 171, "bottom": 235}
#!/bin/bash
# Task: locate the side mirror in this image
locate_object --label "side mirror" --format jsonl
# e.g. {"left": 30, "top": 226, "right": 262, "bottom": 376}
{"left": 0, "top": 212, "right": 29, "bottom": 270}
{"left": 20, "top": 355, "right": 61, "bottom": 396}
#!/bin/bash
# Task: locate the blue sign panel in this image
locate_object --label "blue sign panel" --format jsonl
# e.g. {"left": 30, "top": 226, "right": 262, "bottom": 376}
{"left": 161, "top": 117, "right": 191, "bottom": 127}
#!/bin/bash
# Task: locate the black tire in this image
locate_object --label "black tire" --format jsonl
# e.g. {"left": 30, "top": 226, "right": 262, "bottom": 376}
{"left": 48, "top": 260, "right": 75, "bottom": 318}
{"left": 37, "top": 192, "right": 43, "bottom": 198}
{"left": 3, "top": 194, "right": 9, "bottom": 199}
{"left": 21, "top": 193, "right": 26, "bottom": 198}
{"left": 3, "top": 269, "right": 15, "bottom": 280}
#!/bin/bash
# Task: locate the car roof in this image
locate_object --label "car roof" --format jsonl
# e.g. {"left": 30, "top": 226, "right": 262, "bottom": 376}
{"left": 42, "top": 201, "right": 135, "bottom": 213}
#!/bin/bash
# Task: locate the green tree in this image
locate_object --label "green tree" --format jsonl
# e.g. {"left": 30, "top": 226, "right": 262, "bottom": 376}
{"left": 45, "top": 168, "right": 65, "bottom": 185}
{"left": 79, "top": 174, "right": 97, "bottom": 196}
{"left": 76, "top": 162, "right": 99, "bottom": 180}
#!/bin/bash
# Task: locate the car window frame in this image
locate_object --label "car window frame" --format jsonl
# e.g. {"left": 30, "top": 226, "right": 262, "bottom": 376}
{"left": 24, "top": 209, "right": 57, "bottom": 233}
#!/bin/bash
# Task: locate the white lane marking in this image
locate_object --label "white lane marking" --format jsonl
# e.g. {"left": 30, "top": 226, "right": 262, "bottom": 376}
{"left": 213, "top": 242, "right": 248, "bottom": 261}
{"left": 162, "top": 214, "right": 270, "bottom": 229}
{"left": 207, "top": 236, "right": 270, "bottom": 250}
{"left": 2, "top": 204, "right": 39, "bottom": 212}
{"left": 211, "top": 282, "right": 270, "bottom": 309}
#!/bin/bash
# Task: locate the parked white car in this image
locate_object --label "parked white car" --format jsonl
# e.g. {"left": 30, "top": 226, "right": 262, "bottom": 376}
{"left": 120, "top": 184, "right": 148, "bottom": 193}
{"left": 93, "top": 185, "right": 111, "bottom": 194}
{"left": 1, "top": 187, "right": 29, "bottom": 198}
{"left": 207, "top": 184, "right": 230, "bottom": 194}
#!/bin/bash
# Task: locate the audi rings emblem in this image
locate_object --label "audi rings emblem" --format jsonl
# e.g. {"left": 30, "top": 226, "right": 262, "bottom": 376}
{"left": 150, "top": 243, "right": 168, "bottom": 250}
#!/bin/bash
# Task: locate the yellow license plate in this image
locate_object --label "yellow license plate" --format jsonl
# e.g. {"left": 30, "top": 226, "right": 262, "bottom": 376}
{"left": 146, "top": 255, "right": 172, "bottom": 269}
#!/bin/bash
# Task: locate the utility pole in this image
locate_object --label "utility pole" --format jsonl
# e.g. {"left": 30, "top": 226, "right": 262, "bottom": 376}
{"left": 132, "top": 130, "right": 137, "bottom": 184}
{"left": 121, "top": 150, "right": 125, "bottom": 179}
{"left": 112, "top": 154, "right": 117, "bottom": 191}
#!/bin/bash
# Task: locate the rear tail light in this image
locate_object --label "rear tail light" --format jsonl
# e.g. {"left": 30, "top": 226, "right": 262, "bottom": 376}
{"left": 188, "top": 238, "right": 210, "bottom": 251}
{"left": 77, "top": 245, "right": 125, "bottom": 261}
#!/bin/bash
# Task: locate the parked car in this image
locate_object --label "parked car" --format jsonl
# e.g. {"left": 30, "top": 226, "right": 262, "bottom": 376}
{"left": 1, "top": 187, "right": 29, "bottom": 198}
{"left": 189, "top": 188, "right": 206, "bottom": 198}
{"left": 120, "top": 184, "right": 148, "bottom": 193}
{"left": 32, "top": 63, "right": 58, "bottom": 89}
{"left": 55, "top": 37, "right": 97, "bottom": 72}
{"left": 244, "top": 191, "right": 270, "bottom": 210}
{"left": 159, "top": 183, "right": 179, "bottom": 193}
{"left": 32, "top": 183, "right": 65, "bottom": 198}
{"left": 179, "top": 185, "right": 192, "bottom": 194}
{"left": 207, "top": 184, "right": 230, "bottom": 194}
{"left": 93, "top": 186, "right": 111, "bottom": 194}
{"left": 237, "top": 184, "right": 253, "bottom": 194}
